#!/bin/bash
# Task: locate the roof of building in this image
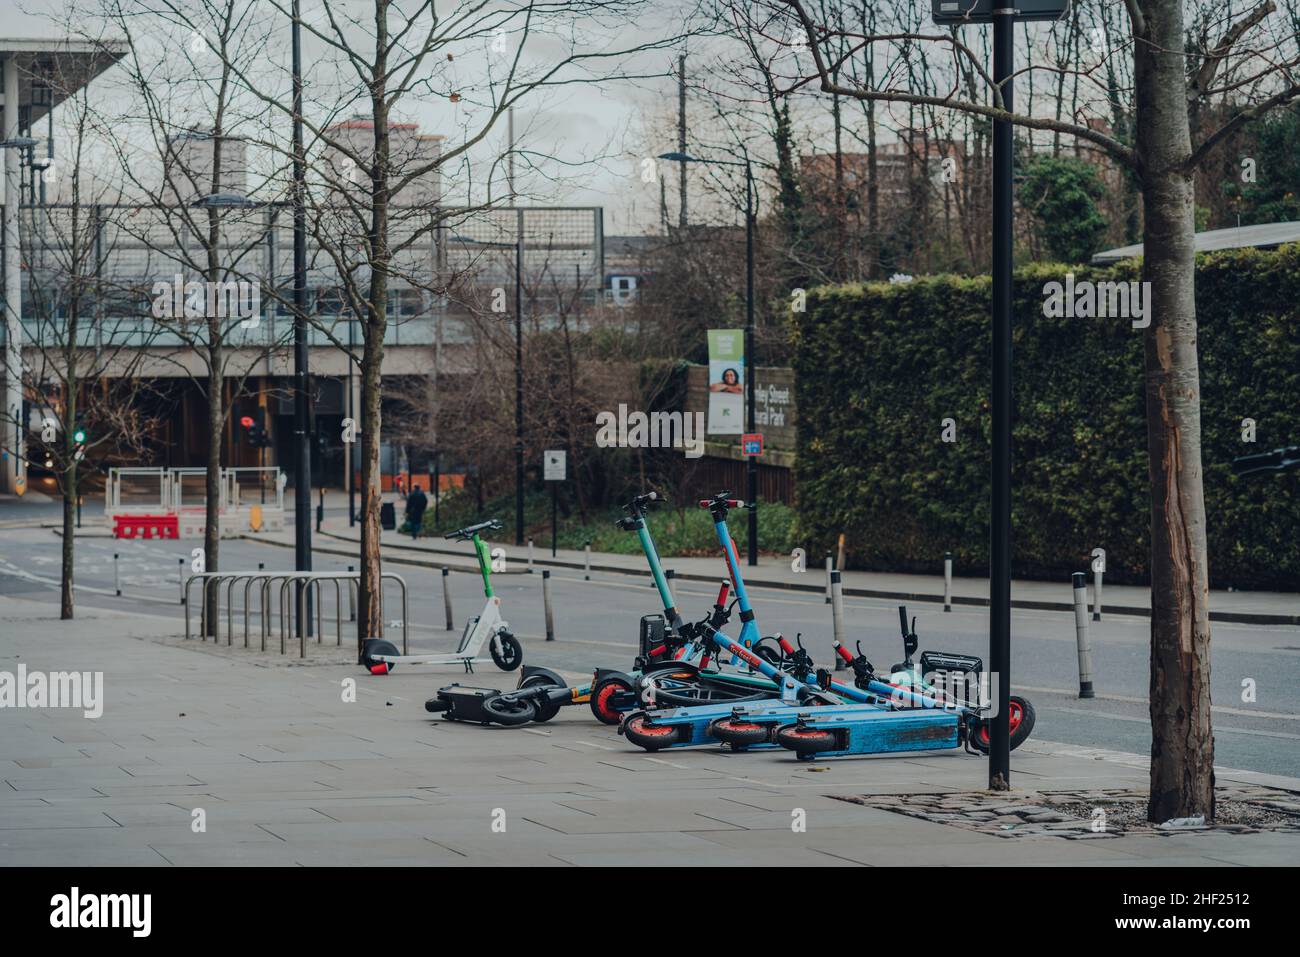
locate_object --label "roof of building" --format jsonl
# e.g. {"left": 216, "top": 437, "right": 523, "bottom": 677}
{"left": 0, "top": 38, "right": 128, "bottom": 125}
{"left": 1091, "top": 221, "right": 1300, "bottom": 264}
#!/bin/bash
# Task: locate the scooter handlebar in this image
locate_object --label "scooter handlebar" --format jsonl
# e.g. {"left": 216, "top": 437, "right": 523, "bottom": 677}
{"left": 832, "top": 639, "right": 856, "bottom": 664}
{"left": 714, "top": 580, "right": 731, "bottom": 608}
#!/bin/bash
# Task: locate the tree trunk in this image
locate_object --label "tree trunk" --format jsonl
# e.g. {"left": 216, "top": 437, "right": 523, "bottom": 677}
{"left": 357, "top": 331, "right": 384, "bottom": 651}
{"left": 204, "top": 346, "right": 223, "bottom": 637}
{"left": 1134, "top": 0, "right": 1215, "bottom": 823}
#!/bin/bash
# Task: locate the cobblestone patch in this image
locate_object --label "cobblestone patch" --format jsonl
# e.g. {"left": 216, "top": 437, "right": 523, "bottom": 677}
{"left": 831, "top": 785, "right": 1300, "bottom": 839}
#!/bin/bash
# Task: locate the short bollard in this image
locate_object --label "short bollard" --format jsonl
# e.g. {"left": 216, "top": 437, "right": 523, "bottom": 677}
{"left": 347, "top": 565, "right": 356, "bottom": 621}
{"left": 944, "top": 550, "right": 953, "bottom": 613}
{"left": 831, "top": 570, "right": 846, "bottom": 670}
{"left": 528, "top": 539, "right": 535, "bottom": 574}
{"left": 824, "top": 552, "right": 833, "bottom": 604}
{"left": 112, "top": 552, "right": 121, "bottom": 596}
{"left": 442, "top": 567, "right": 454, "bottom": 630}
{"left": 542, "top": 569, "right": 555, "bottom": 641}
{"left": 1093, "top": 565, "right": 1103, "bottom": 622}
{"left": 178, "top": 558, "right": 185, "bottom": 605}
{"left": 1072, "top": 572, "right": 1095, "bottom": 699}
{"left": 584, "top": 541, "right": 591, "bottom": 581}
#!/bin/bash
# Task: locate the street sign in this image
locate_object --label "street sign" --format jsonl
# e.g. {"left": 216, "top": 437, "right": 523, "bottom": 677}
{"left": 932, "top": 0, "right": 1069, "bottom": 24}
{"left": 543, "top": 449, "right": 566, "bottom": 481}
{"left": 741, "top": 433, "right": 763, "bottom": 457}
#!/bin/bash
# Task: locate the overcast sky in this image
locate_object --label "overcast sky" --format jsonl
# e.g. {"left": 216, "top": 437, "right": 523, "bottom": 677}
{"left": 11, "top": 0, "right": 706, "bottom": 236}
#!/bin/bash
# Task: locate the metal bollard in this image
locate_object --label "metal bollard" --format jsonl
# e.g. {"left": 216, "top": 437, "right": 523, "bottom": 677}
{"left": 442, "top": 567, "right": 453, "bottom": 630}
{"left": 113, "top": 552, "right": 121, "bottom": 597}
{"left": 836, "top": 534, "right": 846, "bottom": 577}
{"left": 831, "top": 570, "right": 846, "bottom": 670}
{"left": 528, "top": 539, "right": 535, "bottom": 573}
{"left": 178, "top": 558, "right": 185, "bottom": 605}
{"left": 944, "top": 550, "right": 953, "bottom": 613}
{"left": 347, "top": 565, "right": 356, "bottom": 621}
{"left": 1072, "top": 572, "right": 1095, "bottom": 698}
{"left": 1093, "top": 565, "right": 1103, "bottom": 621}
{"left": 584, "top": 541, "right": 591, "bottom": 580}
{"left": 542, "top": 569, "right": 555, "bottom": 641}
{"left": 824, "top": 553, "right": 833, "bottom": 604}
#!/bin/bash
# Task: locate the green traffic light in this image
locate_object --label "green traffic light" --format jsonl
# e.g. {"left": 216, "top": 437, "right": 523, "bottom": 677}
{"left": 73, "top": 428, "right": 87, "bottom": 444}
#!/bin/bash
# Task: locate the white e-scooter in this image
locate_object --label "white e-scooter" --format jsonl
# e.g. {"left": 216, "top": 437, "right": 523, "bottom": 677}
{"left": 360, "top": 519, "right": 524, "bottom": 675}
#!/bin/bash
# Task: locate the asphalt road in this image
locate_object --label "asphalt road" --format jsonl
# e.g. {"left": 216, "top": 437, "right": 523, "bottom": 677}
{"left": 2, "top": 521, "right": 1298, "bottom": 777}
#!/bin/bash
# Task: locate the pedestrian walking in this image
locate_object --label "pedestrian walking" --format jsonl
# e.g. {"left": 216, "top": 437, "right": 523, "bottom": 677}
{"left": 405, "top": 485, "right": 428, "bottom": 540}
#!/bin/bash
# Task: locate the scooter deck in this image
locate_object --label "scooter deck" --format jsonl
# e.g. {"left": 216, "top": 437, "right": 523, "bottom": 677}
{"left": 634, "top": 698, "right": 892, "bottom": 749}
{"left": 786, "top": 708, "right": 959, "bottom": 758}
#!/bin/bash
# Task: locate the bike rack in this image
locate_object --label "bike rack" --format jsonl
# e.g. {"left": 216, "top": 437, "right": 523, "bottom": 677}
{"left": 184, "top": 571, "right": 407, "bottom": 658}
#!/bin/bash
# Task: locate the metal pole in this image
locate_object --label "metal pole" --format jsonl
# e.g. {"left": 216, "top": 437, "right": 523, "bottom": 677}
{"left": 347, "top": 564, "right": 356, "bottom": 621}
{"left": 988, "top": 10, "right": 1015, "bottom": 790}
{"left": 514, "top": 208, "right": 525, "bottom": 546}
{"left": 1072, "top": 572, "right": 1095, "bottom": 698}
{"left": 542, "top": 569, "right": 555, "bottom": 641}
{"left": 744, "top": 160, "right": 758, "bottom": 567}
{"left": 944, "top": 550, "right": 953, "bottom": 613}
{"left": 830, "top": 570, "right": 845, "bottom": 670}
{"left": 316, "top": 486, "right": 323, "bottom": 532}
{"left": 442, "top": 566, "right": 453, "bottom": 630}
{"left": 527, "top": 538, "right": 534, "bottom": 574}
{"left": 178, "top": 558, "right": 185, "bottom": 605}
{"left": 584, "top": 541, "right": 591, "bottom": 580}
{"left": 348, "top": 320, "right": 356, "bottom": 526}
{"left": 824, "top": 552, "right": 833, "bottom": 604}
{"left": 113, "top": 552, "right": 120, "bottom": 596}
{"left": 550, "top": 481, "right": 557, "bottom": 557}
{"left": 1093, "top": 565, "right": 1103, "bottom": 621}
{"left": 291, "top": 0, "right": 313, "bottom": 639}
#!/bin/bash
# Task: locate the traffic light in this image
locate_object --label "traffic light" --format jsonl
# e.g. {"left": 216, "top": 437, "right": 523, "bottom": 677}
{"left": 72, "top": 426, "right": 87, "bottom": 445}
{"left": 241, "top": 413, "right": 270, "bottom": 448}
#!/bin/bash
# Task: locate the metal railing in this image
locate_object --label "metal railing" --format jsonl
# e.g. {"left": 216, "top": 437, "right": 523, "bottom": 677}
{"left": 184, "top": 570, "right": 407, "bottom": 658}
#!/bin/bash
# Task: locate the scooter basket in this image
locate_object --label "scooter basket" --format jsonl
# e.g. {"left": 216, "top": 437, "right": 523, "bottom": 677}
{"left": 920, "top": 651, "right": 984, "bottom": 709}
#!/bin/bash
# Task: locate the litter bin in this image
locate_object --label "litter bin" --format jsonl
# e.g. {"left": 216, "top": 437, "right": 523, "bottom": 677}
{"left": 380, "top": 501, "right": 396, "bottom": 530}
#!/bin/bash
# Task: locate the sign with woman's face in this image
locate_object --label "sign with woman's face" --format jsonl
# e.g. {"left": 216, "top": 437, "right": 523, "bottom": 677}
{"left": 707, "top": 329, "right": 745, "bottom": 435}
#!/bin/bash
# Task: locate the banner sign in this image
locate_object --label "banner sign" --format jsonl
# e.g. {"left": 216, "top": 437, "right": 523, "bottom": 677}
{"left": 707, "top": 329, "right": 744, "bottom": 435}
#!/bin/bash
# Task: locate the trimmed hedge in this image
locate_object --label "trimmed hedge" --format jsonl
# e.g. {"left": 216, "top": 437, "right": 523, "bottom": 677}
{"left": 790, "top": 246, "right": 1300, "bottom": 589}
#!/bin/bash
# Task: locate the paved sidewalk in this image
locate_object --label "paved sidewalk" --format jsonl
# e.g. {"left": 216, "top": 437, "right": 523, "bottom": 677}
{"left": 2, "top": 595, "right": 1297, "bottom": 866}
{"left": 248, "top": 519, "right": 1300, "bottom": 626}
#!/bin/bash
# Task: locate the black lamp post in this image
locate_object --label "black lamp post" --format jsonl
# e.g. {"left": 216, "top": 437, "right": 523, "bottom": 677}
{"left": 290, "top": 0, "right": 312, "bottom": 635}
{"left": 659, "top": 151, "right": 757, "bottom": 565}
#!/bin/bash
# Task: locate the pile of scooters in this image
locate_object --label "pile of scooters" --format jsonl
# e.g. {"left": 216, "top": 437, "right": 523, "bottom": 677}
{"left": 362, "top": 491, "right": 1035, "bottom": 761}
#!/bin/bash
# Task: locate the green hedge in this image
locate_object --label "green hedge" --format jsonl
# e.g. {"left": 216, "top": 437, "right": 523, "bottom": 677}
{"left": 790, "top": 246, "right": 1300, "bottom": 589}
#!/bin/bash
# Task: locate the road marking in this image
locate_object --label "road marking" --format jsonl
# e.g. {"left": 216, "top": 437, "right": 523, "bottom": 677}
{"left": 1045, "top": 704, "right": 1300, "bottom": 739}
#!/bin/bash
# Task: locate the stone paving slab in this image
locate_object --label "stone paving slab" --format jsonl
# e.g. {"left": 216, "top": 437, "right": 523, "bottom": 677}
{"left": 3, "top": 595, "right": 1299, "bottom": 866}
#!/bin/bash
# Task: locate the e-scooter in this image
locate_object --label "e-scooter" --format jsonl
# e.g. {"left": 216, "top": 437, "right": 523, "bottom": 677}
{"left": 361, "top": 519, "right": 523, "bottom": 675}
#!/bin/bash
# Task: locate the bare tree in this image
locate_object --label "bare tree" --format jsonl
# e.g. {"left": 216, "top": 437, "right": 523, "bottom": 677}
{"left": 2, "top": 68, "right": 159, "bottom": 619}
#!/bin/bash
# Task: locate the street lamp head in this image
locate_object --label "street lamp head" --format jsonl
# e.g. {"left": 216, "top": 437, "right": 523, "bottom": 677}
{"left": 657, "top": 151, "right": 698, "bottom": 163}
{"left": 192, "top": 192, "right": 258, "bottom": 208}
{"left": 0, "top": 137, "right": 39, "bottom": 150}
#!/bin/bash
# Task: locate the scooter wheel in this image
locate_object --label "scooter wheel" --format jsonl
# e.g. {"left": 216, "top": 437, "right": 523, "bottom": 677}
{"left": 623, "top": 714, "right": 680, "bottom": 752}
{"left": 519, "top": 673, "right": 563, "bottom": 723}
{"left": 361, "top": 638, "right": 400, "bottom": 674}
{"left": 590, "top": 675, "right": 635, "bottom": 725}
{"left": 481, "top": 694, "right": 539, "bottom": 727}
{"left": 774, "top": 724, "right": 841, "bottom": 757}
{"left": 969, "top": 695, "right": 1036, "bottom": 753}
{"left": 490, "top": 631, "right": 524, "bottom": 672}
{"left": 425, "top": 697, "right": 450, "bottom": 714}
{"left": 708, "top": 717, "right": 772, "bottom": 748}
